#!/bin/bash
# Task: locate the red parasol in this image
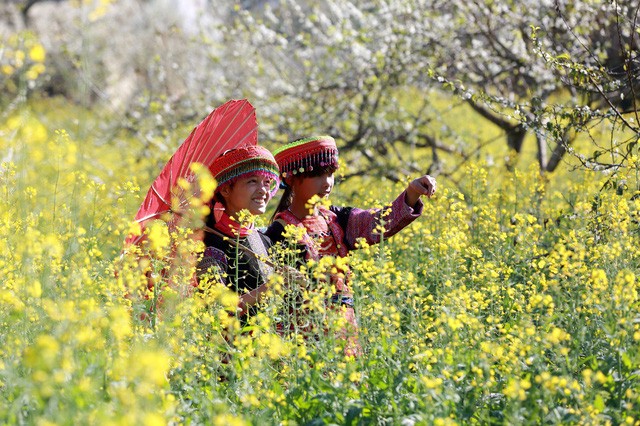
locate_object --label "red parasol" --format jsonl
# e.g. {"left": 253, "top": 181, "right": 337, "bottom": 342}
{"left": 126, "top": 99, "right": 258, "bottom": 246}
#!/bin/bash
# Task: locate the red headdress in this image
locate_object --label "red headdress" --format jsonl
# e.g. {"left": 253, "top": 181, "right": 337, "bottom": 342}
{"left": 273, "top": 135, "right": 339, "bottom": 178}
{"left": 209, "top": 145, "right": 280, "bottom": 196}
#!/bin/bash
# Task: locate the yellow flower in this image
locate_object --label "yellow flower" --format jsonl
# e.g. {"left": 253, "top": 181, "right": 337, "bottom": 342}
{"left": 219, "top": 287, "right": 240, "bottom": 311}
{"left": 25, "top": 63, "right": 45, "bottom": 80}
{"left": 130, "top": 348, "right": 171, "bottom": 387}
{"left": 256, "top": 333, "right": 289, "bottom": 360}
{"left": 0, "top": 289, "right": 24, "bottom": 313}
{"left": 213, "top": 414, "right": 247, "bottom": 426}
{"left": 146, "top": 220, "right": 171, "bottom": 257}
{"left": 109, "top": 305, "right": 133, "bottom": 342}
{"left": 546, "top": 327, "right": 569, "bottom": 345}
{"left": 26, "top": 280, "right": 41, "bottom": 298}
{"left": 420, "top": 375, "right": 443, "bottom": 389}
{"left": 191, "top": 162, "right": 217, "bottom": 202}
{"left": 143, "top": 413, "right": 166, "bottom": 426}
{"left": 282, "top": 223, "right": 307, "bottom": 242}
{"left": 14, "top": 50, "right": 25, "bottom": 67}
{"left": 127, "top": 221, "right": 142, "bottom": 237}
{"left": 28, "top": 44, "right": 46, "bottom": 62}
{"left": 23, "top": 334, "right": 59, "bottom": 371}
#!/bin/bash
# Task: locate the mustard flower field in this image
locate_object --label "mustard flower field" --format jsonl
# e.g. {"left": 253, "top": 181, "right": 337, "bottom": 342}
{"left": 1, "top": 103, "right": 640, "bottom": 425}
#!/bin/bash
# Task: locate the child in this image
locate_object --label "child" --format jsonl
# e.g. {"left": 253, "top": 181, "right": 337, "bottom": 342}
{"left": 265, "top": 136, "right": 436, "bottom": 356}
{"left": 197, "top": 144, "right": 280, "bottom": 318}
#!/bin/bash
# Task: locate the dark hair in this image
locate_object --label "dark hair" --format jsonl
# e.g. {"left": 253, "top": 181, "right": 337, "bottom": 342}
{"left": 270, "top": 164, "right": 337, "bottom": 222}
{"left": 204, "top": 185, "right": 232, "bottom": 226}
{"left": 211, "top": 179, "right": 237, "bottom": 208}
{"left": 213, "top": 191, "right": 226, "bottom": 206}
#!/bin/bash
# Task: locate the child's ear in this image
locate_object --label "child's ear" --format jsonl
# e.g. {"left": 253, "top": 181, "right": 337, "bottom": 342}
{"left": 219, "top": 185, "right": 231, "bottom": 198}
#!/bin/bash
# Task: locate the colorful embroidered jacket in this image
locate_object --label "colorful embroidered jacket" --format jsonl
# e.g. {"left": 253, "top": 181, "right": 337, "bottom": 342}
{"left": 265, "top": 190, "right": 423, "bottom": 355}
{"left": 196, "top": 213, "right": 273, "bottom": 317}
{"left": 266, "top": 190, "right": 423, "bottom": 261}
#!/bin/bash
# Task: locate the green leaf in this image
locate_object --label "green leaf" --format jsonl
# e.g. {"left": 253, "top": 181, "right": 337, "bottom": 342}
{"left": 621, "top": 351, "right": 632, "bottom": 369}
{"left": 594, "top": 394, "right": 605, "bottom": 411}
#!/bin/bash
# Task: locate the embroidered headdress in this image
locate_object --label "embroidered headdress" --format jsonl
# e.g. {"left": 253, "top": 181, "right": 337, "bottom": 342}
{"left": 273, "top": 135, "right": 339, "bottom": 178}
{"left": 209, "top": 145, "right": 280, "bottom": 196}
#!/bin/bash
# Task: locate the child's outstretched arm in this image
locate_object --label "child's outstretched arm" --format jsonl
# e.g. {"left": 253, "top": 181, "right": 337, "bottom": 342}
{"left": 335, "top": 174, "right": 436, "bottom": 250}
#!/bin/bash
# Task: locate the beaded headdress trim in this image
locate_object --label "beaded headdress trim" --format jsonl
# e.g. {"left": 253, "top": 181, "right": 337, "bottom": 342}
{"left": 273, "top": 135, "right": 339, "bottom": 177}
{"left": 209, "top": 145, "right": 280, "bottom": 196}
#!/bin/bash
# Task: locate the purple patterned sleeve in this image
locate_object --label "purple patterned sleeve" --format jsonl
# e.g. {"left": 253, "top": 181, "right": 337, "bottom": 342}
{"left": 344, "top": 190, "right": 423, "bottom": 249}
{"left": 196, "top": 246, "right": 228, "bottom": 284}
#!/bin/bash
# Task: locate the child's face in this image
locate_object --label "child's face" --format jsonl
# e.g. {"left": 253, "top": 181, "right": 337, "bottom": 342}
{"left": 220, "top": 174, "right": 274, "bottom": 217}
{"left": 292, "top": 171, "right": 335, "bottom": 203}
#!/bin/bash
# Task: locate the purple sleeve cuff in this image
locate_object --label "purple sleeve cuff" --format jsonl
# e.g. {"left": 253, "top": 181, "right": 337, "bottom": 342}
{"left": 399, "top": 189, "right": 424, "bottom": 217}
{"left": 344, "top": 190, "right": 423, "bottom": 249}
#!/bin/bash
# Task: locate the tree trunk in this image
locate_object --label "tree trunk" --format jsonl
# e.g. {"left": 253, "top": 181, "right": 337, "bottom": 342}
{"left": 21, "top": 0, "right": 67, "bottom": 27}
{"left": 536, "top": 133, "right": 547, "bottom": 170}
{"left": 466, "top": 99, "right": 527, "bottom": 153}
{"left": 545, "top": 137, "right": 569, "bottom": 172}
{"left": 506, "top": 124, "right": 526, "bottom": 153}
